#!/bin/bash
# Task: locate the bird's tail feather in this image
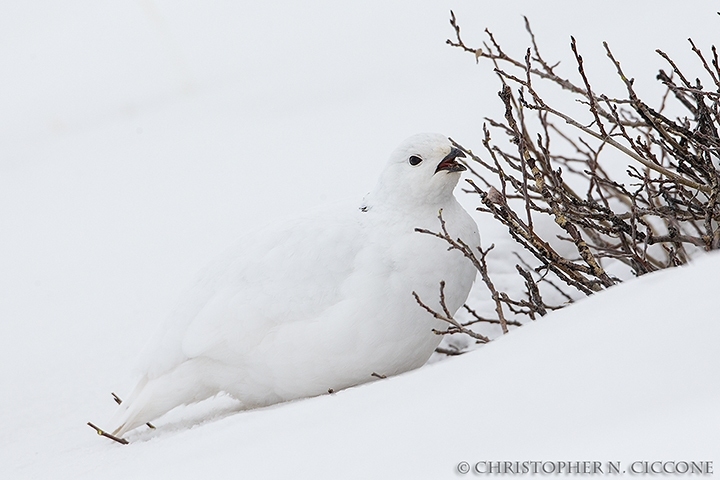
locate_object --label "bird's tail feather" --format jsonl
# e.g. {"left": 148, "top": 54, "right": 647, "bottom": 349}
{"left": 109, "top": 359, "right": 217, "bottom": 437}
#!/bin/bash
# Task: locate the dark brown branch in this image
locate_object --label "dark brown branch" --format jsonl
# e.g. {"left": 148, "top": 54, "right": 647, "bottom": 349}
{"left": 444, "top": 11, "right": 719, "bottom": 341}
{"left": 412, "top": 285, "right": 490, "bottom": 343}
{"left": 462, "top": 304, "right": 523, "bottom": 327}
{"left": 87, "top": 422, "right": 129, "bottom": 445}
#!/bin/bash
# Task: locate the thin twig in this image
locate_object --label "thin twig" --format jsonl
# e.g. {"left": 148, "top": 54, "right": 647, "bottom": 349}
{"left": 87, "top": 422, "right": 129, "bottom": 445}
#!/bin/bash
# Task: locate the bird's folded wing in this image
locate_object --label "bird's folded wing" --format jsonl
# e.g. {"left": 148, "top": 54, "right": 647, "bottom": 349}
{"left": 142, "top": 207, "right": 368, "bottom": 374}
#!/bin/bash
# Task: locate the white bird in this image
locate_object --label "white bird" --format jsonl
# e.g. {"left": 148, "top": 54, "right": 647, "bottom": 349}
{"left": 106, "top": 133, "right": 480, "bottom": 439}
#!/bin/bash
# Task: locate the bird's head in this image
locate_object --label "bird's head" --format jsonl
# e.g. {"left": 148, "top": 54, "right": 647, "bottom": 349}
{"left": 366, "top": 133, "right": 467, "bottom": 210}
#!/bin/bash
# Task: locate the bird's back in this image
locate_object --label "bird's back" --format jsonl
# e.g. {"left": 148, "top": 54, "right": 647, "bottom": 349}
{"left": 138, "top": 203, "right": 369, "bottom": 379}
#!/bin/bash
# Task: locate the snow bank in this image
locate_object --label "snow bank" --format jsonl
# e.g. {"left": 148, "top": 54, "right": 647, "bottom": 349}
{"left": 4, "top": 253, "right": 719, "bottom": 479}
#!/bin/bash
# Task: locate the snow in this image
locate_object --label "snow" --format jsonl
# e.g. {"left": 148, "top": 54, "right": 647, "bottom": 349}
{"left": 5, "top": 249, "right": 719, "bottom": 478}
{"left": 1, "top": 1, "right": 718, "bottom": 478}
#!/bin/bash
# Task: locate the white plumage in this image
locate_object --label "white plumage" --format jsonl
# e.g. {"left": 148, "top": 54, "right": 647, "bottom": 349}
{"left": 108, "top": 133, "right": 480, "bottom": 437}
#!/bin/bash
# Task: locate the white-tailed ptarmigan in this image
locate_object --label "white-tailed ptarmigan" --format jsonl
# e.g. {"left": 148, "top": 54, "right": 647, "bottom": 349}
{"left": 101, "top": 133, "right": 480, "bottom": 440}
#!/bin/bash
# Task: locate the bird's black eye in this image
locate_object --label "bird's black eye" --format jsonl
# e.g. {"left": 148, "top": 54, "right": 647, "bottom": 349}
{"left": 408, "top": 155, "right": 423, "bottom": 166}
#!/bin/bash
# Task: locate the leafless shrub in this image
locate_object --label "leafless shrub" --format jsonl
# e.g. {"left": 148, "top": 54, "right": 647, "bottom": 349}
{"left": 431, "top": 12, "right": 720, "bottom": 354}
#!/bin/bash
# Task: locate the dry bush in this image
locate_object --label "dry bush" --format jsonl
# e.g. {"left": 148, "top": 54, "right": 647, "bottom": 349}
{"left": 425, "top": 12, "right": 720, "bottom": 353}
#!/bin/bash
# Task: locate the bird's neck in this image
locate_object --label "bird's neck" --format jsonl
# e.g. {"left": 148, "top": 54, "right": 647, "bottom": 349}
{"left": 361, "top": 188, "right": 459, "bottom": 218}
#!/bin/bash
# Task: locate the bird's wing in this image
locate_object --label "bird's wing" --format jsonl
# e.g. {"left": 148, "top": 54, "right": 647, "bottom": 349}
{"left": 140, "top": 205, "right": 368, "bottom": 377}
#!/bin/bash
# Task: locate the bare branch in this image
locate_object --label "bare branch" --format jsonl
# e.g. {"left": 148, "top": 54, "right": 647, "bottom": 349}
{"left": 412, "top": 286, "right": 490, "bottom": 343}
{"left": 443, "top": 11, "right": 719, "bottom": 343}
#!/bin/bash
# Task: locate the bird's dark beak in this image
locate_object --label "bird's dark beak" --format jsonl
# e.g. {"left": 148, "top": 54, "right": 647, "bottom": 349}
{"left": 435, "top": 147, "right": 467, "bottom": 174}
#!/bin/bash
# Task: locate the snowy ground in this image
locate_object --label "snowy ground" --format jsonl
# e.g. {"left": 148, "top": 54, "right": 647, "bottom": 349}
{"left": 1, "top": 2, "right": 718, "bottom": 478}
